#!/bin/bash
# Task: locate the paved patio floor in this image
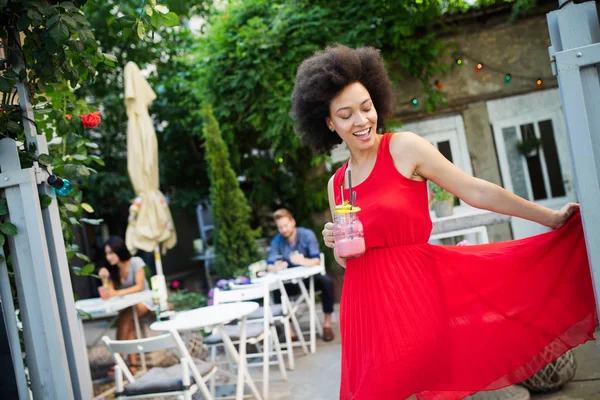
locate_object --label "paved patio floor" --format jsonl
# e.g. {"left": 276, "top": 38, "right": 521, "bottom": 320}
{"left": 89, "top": 305, "right": 600, "bottom": 400}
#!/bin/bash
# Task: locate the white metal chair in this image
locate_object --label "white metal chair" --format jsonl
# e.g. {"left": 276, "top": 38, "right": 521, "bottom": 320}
{"left": 102, "top": 331, "right": 216, "bottom": 400}
{"left": 230, "top": 278, "right": 309, "bottom": 371}
{"left": 282, "top": 253, "right": 327, "bottom": 354}
{"left": 206, "top": 278, "right": 288, "bottom": 399}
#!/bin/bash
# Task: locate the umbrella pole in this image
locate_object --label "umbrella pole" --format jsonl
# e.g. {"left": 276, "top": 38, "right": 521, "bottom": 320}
{"left": 152, "top": 245, "right": 169, "bottom": 312}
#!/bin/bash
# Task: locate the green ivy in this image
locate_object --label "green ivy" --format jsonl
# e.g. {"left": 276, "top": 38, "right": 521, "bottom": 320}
{"left": 0, "top": 0, "right": 183, "bottom": 276}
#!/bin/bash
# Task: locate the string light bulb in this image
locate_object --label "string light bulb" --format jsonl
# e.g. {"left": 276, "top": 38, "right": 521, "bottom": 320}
{"left": 475, "top": 63, "right": 483, "bottom": 71}
{"left": 47, "top": 175, "right": 72, "bottom": 196}
{"left": 435, "top": 80, "right": 443, "bottom": 89}
{"left": 411, "top": 98, "right": 419, "bottom": 107}
{"left": 456, "top": 58, "right": 463, "bottom": 66}
{"left": 504, "top": 74, "right": 512, "bottom": 84}
{"left": 536, "top": 78, "right": 543, "bottom": 88}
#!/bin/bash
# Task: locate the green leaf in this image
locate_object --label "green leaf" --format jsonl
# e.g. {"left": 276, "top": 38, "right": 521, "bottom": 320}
{"left": 3, "top": 70, "right": 17, "bottom": 80}
{"left": 80, "top": 218, "right": 103, "bottom": 225}
{"left": 64, "top": 164, "right": 78, "bottom": 177}
{"left": 122, "top": 27, "right": 132, "bottom": 39}
{"left": 76, "top": 252, "right": 90, "bottom": 262}
{"left": 78, "top": 29, "right": 95, "bottom": 46}
{"left": 60, "top": 2, "right": 76, "bottom": 10}
{"left": 150, "top": 13, "right": 162, "bottom": 29}
{"left": 65, "top": 203, "right": 79, "bottom": 213}
{"left": 46, "top": 14, "right": 60, "bottom": 29}
{"left": 72, "top": 14, "right": 90, "bottom": 27}
{"left": 0, "top": 234, "right": 5, "bottom": 247}
{"left": 0, "top": 199, "right": 7, "bottom": 216}
{"left": 84, "top": 142, "right": 99, "bottom": 149}
{"left": 58, "top": 118, "right": 70, "bottom": 134}
{"left": 144, "top": 5, "right": 153, "bottom": 16}
{"left": 49, "top": 22, "right": 70, "bottom": 45}
{"left": 0, "top": 222, "right": 17, "bottom": 236}
{"left": 136, "top": 21, "right": 145, "bottom": 39}
{"left": 163, "top": 12, "right": 180, "bottom": 27}
{"left": 38, "top": 153, "right": 55, "bottom": 166}
{"left": 73, "top": 190, "right": 83, "bottom": 203}
{"left": 89, "top": 155, "right": 104, "bottom": 166}
{"left": 81, "top": 203, "right": 94, "bottom": 213}
{"left": 154, "top": 4, "right": 169, "bottom": 14}
{"left": 39, "top": 194, "right": 53, "bottom": 209}
{"left": 0, "top": 77, "right": 11, "bottom": 92}
{"left": 102, "top": 53, "right": 117, "bottom": 63}
{"left": 72, "top": 154, "right": 87, "bottom": 161}
{"left": 81, "top": 263, "right": 95, "bottom": 276}
{"left": 61, "top": 15, "right": 78, "bottom": 30}
{"left": 6, "top": 121, "right": 23, "bottom": 134}
{"left": 17, "top": 15, "right": 31, "bottom": 31}
{"left": 72, "top": 266, "right": 82, "bottom": 275}
{"left": 77, "top": 165, "right": 90, "bottom": 177}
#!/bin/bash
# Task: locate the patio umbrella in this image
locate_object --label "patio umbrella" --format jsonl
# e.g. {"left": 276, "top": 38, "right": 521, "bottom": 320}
{"left": 124, "top": 61, "right": 177, "bottom": 310}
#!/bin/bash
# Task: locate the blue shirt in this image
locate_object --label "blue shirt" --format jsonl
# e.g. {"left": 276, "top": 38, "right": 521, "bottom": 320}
{"left": 267, "top": 227, "right": 320, "bottom": 267}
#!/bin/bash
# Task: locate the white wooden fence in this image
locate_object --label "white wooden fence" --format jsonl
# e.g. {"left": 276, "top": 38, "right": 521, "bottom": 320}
{"left": 548, "top": 0, "right": 600, "bottom": 316}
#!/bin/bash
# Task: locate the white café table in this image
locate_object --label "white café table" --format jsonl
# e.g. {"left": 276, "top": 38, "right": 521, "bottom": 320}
{"left": 252, "top": 265, "right": 324, "bottom": 354}
{"left": 76, "top": 290, "right": 154, "bottom": 370}
{"left": 150, "top": 302, "right": 263, "bottom": 400}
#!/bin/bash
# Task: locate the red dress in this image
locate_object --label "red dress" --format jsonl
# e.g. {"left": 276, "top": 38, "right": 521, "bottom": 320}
{"left": 333, "top": 133, "right": 597, "bottom": 400}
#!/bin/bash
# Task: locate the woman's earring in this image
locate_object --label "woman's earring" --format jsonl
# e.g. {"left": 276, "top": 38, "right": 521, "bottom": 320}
{"left": 329, "top": 126, "right": 335, "bottom": 132}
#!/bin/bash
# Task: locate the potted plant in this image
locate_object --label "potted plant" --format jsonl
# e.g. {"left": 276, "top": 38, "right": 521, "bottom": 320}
{"left": 517, "top": 135, "right": 542, "bottom": 157}
{"left": 428, "top": 182, "right": 455, "bottom": 218}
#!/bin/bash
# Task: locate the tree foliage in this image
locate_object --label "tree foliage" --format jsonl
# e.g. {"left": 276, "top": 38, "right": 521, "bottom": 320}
{"left": 202, "top": 104, "right": 260, "bottom": 278}
{"left": 0, "top": 0, "right": 185, "bottom": 271}
{"left": 79, "top": 0, "right": 211, "bottom": 225}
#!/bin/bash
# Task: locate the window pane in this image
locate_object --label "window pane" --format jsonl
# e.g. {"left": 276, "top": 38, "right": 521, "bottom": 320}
{"left": 520, "top": 124, "right": 547, "bottom": 200}
{"left": 437, "top": 140, "right": 454, "bottom": 163}
{"left": 538, "top": 120, "right": 566, "bottom": 197}
{"left": 502, "top": 126, "right": 529, "bottom": 199}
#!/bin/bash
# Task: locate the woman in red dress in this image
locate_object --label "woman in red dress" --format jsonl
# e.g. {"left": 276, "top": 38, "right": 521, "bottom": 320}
{"left": 290, "top": 45, "right": 597, "bottom": 399}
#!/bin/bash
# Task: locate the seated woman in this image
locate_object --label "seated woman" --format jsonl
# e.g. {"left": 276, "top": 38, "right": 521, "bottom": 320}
{"left": 98, "top": 236, "right": 153, "bottom": 374}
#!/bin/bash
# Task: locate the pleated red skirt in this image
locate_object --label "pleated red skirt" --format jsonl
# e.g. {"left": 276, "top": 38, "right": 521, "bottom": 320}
{"left": 334, "top": 134, "right": 597, "bottom": 399}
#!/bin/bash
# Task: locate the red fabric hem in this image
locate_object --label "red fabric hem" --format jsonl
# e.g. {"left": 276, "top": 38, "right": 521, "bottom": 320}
{"left": 416, "top": 311, "right": 598, "bottom": 400}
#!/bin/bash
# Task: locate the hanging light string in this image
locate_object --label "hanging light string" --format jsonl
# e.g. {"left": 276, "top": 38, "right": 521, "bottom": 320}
{"left": 403, "top": 50, "right": 556, "bottom": 108}
{"left": 457, "top": 51, "right": 556, "bottom": 81}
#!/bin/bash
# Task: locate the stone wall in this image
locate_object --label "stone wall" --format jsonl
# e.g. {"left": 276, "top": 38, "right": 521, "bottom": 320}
{"left": 388, "top": 7, "right": 563, "bottom": 241}
{"left": 393, "top": 9, "right": 557, "bottom": 119}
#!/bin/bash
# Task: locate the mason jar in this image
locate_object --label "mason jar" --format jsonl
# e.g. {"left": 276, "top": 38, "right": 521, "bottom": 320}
{"left": 333, "top": 207, "right": 365, "bottom": 258}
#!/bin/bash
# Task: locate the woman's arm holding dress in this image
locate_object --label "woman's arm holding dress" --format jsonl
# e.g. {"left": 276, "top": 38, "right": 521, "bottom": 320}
{"left": 392, "top": 132, "right": 578, "bottom": 229}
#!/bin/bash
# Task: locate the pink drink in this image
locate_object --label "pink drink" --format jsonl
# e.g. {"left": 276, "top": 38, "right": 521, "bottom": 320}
{"left": 336, "top": 237, "right": 366, "bottom": 258}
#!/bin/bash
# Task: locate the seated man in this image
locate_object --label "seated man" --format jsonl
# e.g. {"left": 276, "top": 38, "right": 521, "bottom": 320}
{"left": 267, "top": 208, "right": 335, "bottom": 342}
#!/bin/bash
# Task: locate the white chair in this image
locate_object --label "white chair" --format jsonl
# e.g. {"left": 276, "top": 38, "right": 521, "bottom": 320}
{"left": 102, "top": 331, "right": 216, "bottom": 400}
{"left": 230, "top": 278, "right": 309, "bottom": 371}
{"left": 283, "top": 253, "right": 327, "bottom": 352}
{"left": 206, "top": 278, "right": 288, "bottom": 399}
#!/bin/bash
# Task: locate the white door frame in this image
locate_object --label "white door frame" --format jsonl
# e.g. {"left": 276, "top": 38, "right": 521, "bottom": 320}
{"left": 396, "top": 114, "right": 473, "bottom": 176}
{"left": 487, "top": 89, "right": 575, "bottom": 238}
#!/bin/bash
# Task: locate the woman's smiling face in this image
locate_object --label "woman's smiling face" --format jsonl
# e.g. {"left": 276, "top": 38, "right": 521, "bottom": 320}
{"left": 326, "top": 82, "right": 378, "bottom": 150}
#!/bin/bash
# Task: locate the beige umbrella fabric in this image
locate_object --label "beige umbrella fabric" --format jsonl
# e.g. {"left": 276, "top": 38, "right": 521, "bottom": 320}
{"left": 124, "top": 61, "right": 177, "bottom": 263}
